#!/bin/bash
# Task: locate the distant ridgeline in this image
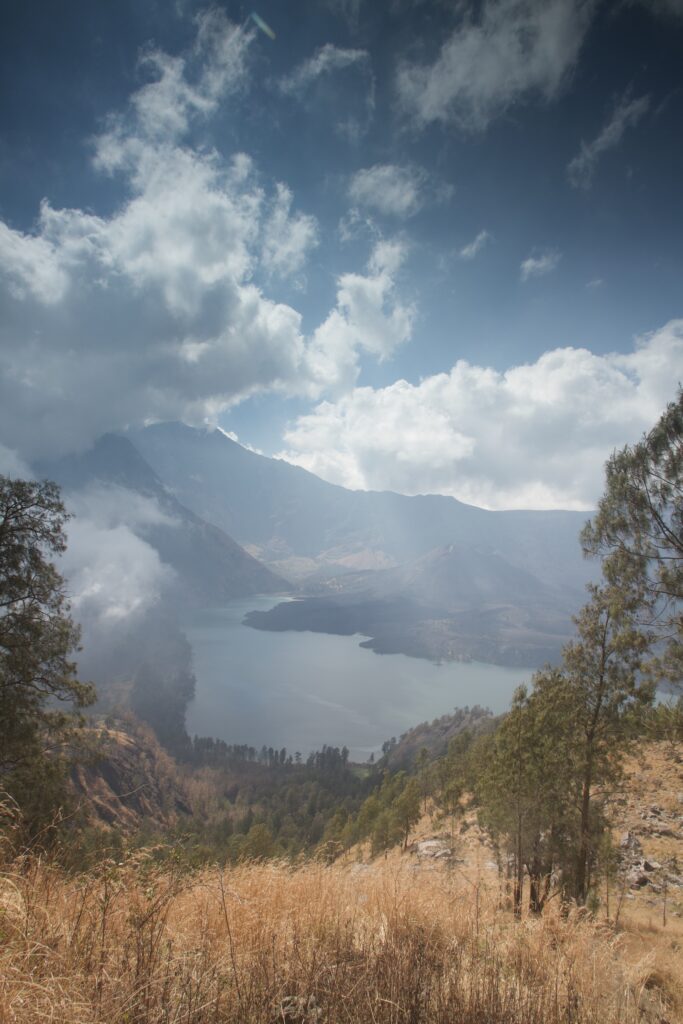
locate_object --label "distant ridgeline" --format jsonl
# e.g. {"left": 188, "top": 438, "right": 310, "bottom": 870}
{"left": 129, "top": 421, "right": 595, "bottom": 670}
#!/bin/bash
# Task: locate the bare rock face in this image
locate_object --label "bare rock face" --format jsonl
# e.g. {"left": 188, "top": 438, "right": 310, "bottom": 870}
{"left": 619, "top": 831, "right": 642, "bottom": 854}
{"left": 412, "top": 838, "right": 452, "bottom": 859}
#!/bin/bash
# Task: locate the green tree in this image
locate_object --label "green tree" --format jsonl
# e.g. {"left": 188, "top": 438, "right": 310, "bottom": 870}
{"left": 241, "top": 822, "right": 276, "bottom": 860}
{"left": 416, "top": 746, "right": 430, "bottom": 811}
{"left": 370, "top": 808, "right": 401, "bottom": 856}
{"left": 478, "top": 582, "right": 652, "bottom": 913}
{"left": 560, "top": 583, "right": 653, "bottom": 903}
{"left": 394, "top": 777, "right": 421, "bottom": 849}
{"left": 477, "top": 683, "right": 574, "bottom": 916}
{"left": 582, "top": 391, "right": 683, "bottom": 683}
{"left": 434, "top": 728, "right": 477, "bottom": 819}
{"left": 0, "top": 477, "right": 95, "bottom": 828}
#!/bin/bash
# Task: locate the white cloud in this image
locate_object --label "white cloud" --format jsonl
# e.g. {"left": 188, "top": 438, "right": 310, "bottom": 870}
{"left": 260, "top": 183, "right": 319, "bottom": 279}
{"left": 348, "top": 164, "right": 429, "bottom": 218}
{"left": 0, "top": 221, "right": 69, "bottom": 304}
{"left": 520, "top": 249, "right": 561, "bottom": 281}
{"left": 278, "top": 321, "right": 683, "bottom": 511}
{"left": 0, "top": 18, "right": 395, "bottom": 463}
{"left": 568, "top": 92, "right": 650, "bottom": 189}
{"left": 62, "top": 519, "right": 174, "bottom": 623}
{"left": 61, "top": 485, "right": 177, "bottom": 623}
{"left": 338, "top": 206, "right": 381, "bottom": 244}
{"left": 304, "top": 240, "right": 415, "bottom": 394}
{"left": 66, "top": 484, "right": 179, "bottom": 532}
{"left": 279, "top": 43, "right": 368, "bottom": 95}
{"left": 397, "top": 0, "right": 594, "bottom": 131}
{"left": 460, "top": 230, "right": 490, "bottom": 260}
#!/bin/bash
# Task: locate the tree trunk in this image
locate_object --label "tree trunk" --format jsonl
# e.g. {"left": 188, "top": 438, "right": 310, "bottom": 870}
{"left": 576, "top": 757, "right": 593, "bottom": 905}
{"left": 514, "top": 819, "right": 523, "bottom": 919}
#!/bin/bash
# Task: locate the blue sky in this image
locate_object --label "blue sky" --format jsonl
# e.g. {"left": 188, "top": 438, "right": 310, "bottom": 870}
{"left": 1, "top": 0, "right": 682, "bottom": 509}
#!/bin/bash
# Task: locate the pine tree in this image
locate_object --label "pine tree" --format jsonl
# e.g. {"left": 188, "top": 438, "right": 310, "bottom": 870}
{"left": 582, "top": 390, "right": 683, "bottom": 683}
{"left": 477, "top": 685, "right": 573, "bottom": 915}
{"left": 394, "top": 777, "right": 421, "bottom": 849}
{"left": 0, "top": 476, "right": 95, "bottom": 829}
{"left": 560, "top": 584, "right": 652, "bottom": 903}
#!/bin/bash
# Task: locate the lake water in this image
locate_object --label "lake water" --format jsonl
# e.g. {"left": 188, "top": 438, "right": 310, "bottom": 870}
{"left": 184, "top": 596, "right": 534, "bottom": 760}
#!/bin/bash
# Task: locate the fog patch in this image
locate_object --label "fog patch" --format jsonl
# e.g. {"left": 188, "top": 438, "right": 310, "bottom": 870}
{"left": 62, "top": 516, "right": 175, "bottom": 625}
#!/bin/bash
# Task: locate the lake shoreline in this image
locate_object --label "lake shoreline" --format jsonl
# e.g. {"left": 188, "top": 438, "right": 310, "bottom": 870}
{"left": 243, "top": 596, "right": 555, "bottom": 669}
{"left": 184, "top": 596, "right": 535, "bottom": 760}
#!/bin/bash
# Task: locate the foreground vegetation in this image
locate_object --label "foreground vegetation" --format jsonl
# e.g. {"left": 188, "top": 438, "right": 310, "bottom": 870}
{"left": 2, "top": 835, "right": 680, "bottom": 1024}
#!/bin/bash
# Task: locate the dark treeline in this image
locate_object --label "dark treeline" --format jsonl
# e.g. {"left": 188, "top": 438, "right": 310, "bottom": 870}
{"left": 189, "top": 737, "right": 350, "bottom": 772}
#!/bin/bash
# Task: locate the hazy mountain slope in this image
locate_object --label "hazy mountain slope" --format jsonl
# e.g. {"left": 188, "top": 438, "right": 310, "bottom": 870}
{"left": 127, "top": 422, "right": 597, "bottom": 666}
{"left": 320, "top": 543, "right": 569, "bottom": 610}
{"left": 36, "top": 434, "right": 288, "bottom": 605}
{"left": 130, "top": 422, "right": 594, "bottom": 590}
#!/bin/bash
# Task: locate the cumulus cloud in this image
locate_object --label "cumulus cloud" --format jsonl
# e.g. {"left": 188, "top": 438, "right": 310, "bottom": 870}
{"left": 305, "top": 240, "right": 415, "bottom": 394}
{"left": 567, "top": 91, "right": 650, "bottom": 189}
{"left": 348, "top": 164, "right": 429, "bottom": 218}
{"left": 0, "top": 15, "right": 402, "bottom": 462}
{"left": 460, "top": 230, "right": 491, "bottom": 260}
{"left": 260, "top": 183, "right": 319, "bottom": 280}
{"left": 520, "top": 249, "right": 561, "bottom": 281}
{"left": 0, "top": 221, "right": 69, "bottom": 304}
{"left": 279, "top": 43, "right": 369, "bottom": 95}
{"left": 278, "top": 320, "right": 683, "bottom": 510}
{"left": 397, "top": 0, "right": 594, "bottom": 131}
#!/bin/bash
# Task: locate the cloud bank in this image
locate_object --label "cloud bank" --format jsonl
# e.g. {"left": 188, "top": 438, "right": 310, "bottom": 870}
{"left": 0, "top": 14, "right": 408, "bottom": 462}
{"left": 278, "top": 321, "right": 683, "bottom": 510}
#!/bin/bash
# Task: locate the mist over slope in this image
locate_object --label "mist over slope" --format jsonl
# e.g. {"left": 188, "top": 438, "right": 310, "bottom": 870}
{"left": 131, "top": 422, "right": 592, "bottom": 583}
{"left": 37, "top": 433, "right": 288, "bottom": 607}
{"left": 34, "top": 434, "right": 289, "bottom": 744}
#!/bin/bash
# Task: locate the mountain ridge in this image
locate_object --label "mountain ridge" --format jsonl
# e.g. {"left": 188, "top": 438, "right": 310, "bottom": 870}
{"left": 130, "top": 421, "right": 594, "bottom": 589}
{"left": 36, "top": 433, "right": 288, "bottom": 606}
{"left": 128, "top": 422, "right": 595, "bottom": 665}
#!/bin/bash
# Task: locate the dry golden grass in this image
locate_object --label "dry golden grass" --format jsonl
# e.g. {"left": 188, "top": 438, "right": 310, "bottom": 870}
{"left": 0, "top": 850, "right": 679, "bottom": 1024}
